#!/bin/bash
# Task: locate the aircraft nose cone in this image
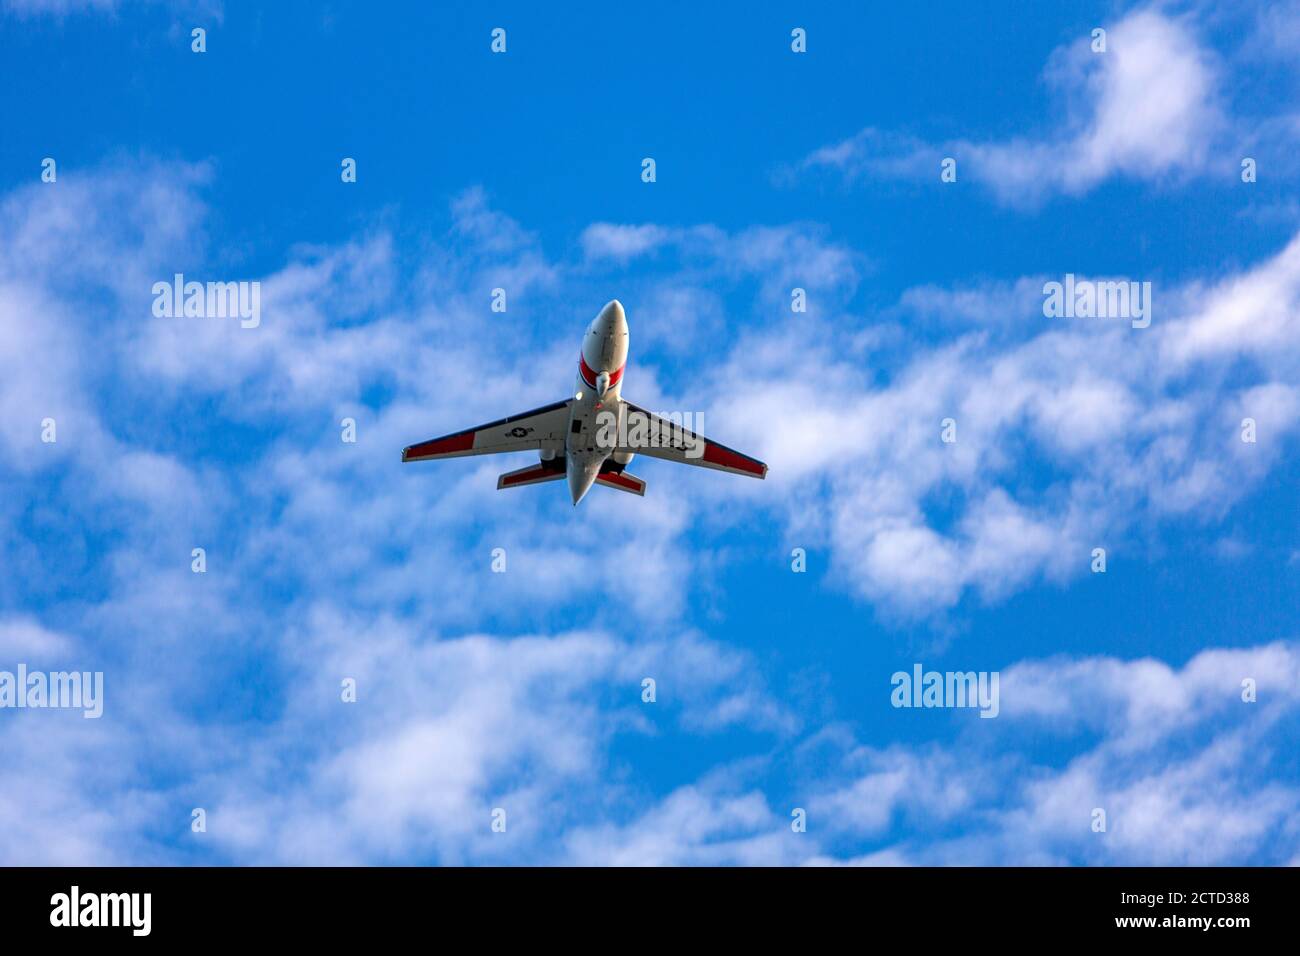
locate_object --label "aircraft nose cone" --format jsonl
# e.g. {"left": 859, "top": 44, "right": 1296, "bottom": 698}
{"left": 597, "top": 299, "right": 626, "bottom": 333}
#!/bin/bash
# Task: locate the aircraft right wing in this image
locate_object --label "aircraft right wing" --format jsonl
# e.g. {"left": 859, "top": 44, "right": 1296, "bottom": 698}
{"left": 402, "top": 400, "right": 571, "bottom": 462}
{"left": 619, "top": 402, "right": 767, "bottom": 479}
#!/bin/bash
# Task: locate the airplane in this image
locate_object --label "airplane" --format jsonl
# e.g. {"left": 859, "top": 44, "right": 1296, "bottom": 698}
{"left": 401, "top": 300, "right": 768, "bottom": 504}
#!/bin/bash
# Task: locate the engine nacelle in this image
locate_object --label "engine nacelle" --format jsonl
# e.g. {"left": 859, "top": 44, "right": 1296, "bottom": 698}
{"left": 612, "top": 450, "right": 635, "bottom": 466}
{"left": 540, "top": 447, "right": 559, "bottom": 462}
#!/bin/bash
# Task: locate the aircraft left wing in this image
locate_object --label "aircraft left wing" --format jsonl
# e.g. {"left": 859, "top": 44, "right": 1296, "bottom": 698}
{"left": 402, "top": 400, "right": 571, "bottom": 462}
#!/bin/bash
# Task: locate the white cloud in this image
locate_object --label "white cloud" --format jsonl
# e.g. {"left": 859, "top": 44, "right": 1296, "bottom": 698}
{"left": 539, "top": 642, "right": 1300, "bottom": 867}
{"left": 0, "top": 616, "right": 76, "bottom": 659}
{"left": 801, "top": 6, "right": 1226, "bottom": 205}
{"left": 706, "top": 224, "right": 1300, "bottom": 615}
{"left": 801, "top": 642, "right": 1300, "bottom": 865}
{"left": 183, "top": 613, "right": 792, "bottom": 864}
{"left": 2, "top": 0, "right": 116, "bottom": 14}
{"left": 580, "top": 224, "right": 673, "bottom": 262}
{"left": 810, "top": 746, "right": 977, "bottom": 837}
{"left": 1164, "top": 231, "right": 1300, "bottom": 367}
{"left": 563, "top": 785, "right": 804, "bottom": 866}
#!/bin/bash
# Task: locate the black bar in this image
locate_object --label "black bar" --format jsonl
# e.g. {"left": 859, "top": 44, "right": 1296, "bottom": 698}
{"left": 0, "top": 866, "right": 1290, "bottom": 942}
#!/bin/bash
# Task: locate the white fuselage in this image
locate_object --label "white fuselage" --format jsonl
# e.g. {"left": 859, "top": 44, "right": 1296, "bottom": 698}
{"left": 565, "top": 299, "right": 629, "bottom": 503}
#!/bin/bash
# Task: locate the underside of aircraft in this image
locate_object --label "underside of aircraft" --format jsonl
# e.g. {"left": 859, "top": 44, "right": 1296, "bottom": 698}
{"left": 402, "top": 300, "right": 767, "bottom": 504}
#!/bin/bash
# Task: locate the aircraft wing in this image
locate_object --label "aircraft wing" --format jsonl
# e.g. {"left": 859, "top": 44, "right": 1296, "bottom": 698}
{"left": 402, "top": 400, "right": 571, "bottom": 462}
{"left": 620, "top": 402, "right": 767, "bottom": 479}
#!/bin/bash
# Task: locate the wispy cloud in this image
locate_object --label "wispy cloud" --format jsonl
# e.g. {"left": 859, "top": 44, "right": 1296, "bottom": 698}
{"left": 798, "top": 6, "right": 1226, "bottom": 206}
{"left": 706, "top": 229, "right": 1300, "bottom": 616}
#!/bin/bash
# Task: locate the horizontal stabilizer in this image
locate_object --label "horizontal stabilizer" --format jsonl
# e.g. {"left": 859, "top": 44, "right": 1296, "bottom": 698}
{"left": 594, "top": 470, "right": 646, "bottom": 496}
{"left": 497, "top": 461, "right": 566, "bottom": 490}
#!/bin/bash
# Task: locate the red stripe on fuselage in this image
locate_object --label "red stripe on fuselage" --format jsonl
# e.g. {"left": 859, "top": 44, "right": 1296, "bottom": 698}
{"left": 579, "top": 353, "right": 625, "bottom": 390}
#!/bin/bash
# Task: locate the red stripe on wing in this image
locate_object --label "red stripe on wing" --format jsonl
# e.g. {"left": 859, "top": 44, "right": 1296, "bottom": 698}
{"left": 702, "top": 442, "right": 767, "bottom": 477}
{"left": 597, "top": 471, "right": 644, "bottom": 491}
{"left": 403, "top": 431, "right": 475, "bottom": 460}
{"left": 501, "top": 465, "right": 551, "bottom": 486}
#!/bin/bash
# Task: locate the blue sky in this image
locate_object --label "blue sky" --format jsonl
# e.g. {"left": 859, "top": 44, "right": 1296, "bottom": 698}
{"left": 1, "top": 0, "right": 1299, "bottom": 865}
